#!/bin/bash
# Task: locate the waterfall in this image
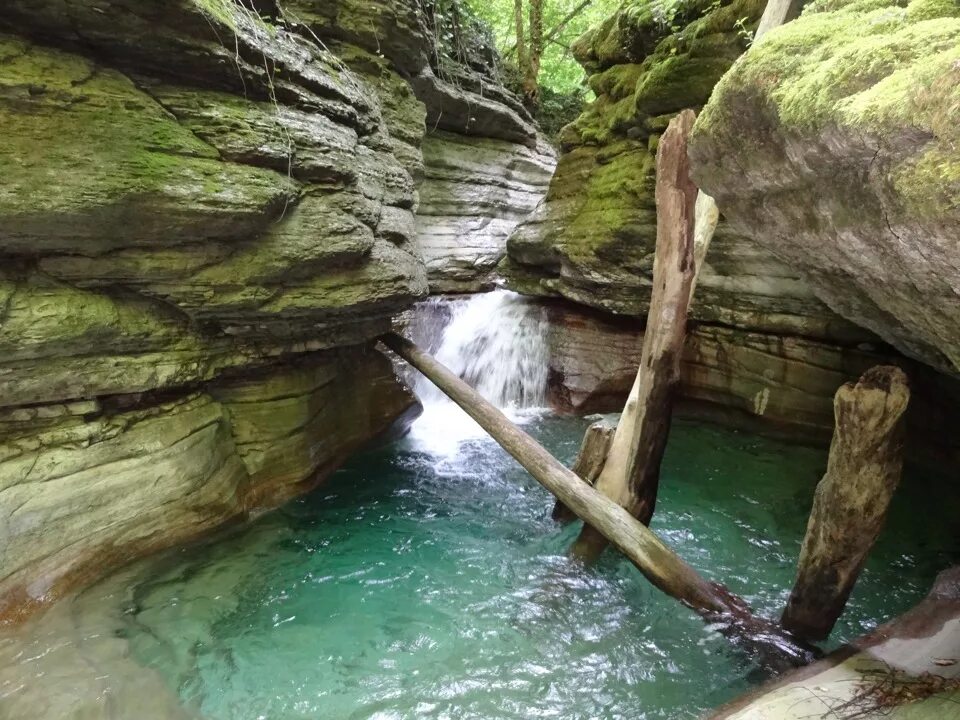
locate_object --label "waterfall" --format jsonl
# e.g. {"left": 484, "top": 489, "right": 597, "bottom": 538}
{"left": 406, "top": 290, "right": 549, "bottom": 455}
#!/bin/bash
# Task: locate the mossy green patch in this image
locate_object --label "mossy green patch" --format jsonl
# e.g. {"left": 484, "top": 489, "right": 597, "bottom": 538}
{"left": 700, "top": 0, "right": 960, "bottom": 134}
{"left": 0, "top": 35, "right": 296, "bottom": 252}
{"left": 565, "top": 0, "right": 763, "bottom": 146}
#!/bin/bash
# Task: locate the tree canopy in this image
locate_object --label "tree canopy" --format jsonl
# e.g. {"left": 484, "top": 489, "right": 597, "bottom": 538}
{"left": 466, "top": 0, "right": 625, "bottom": 94}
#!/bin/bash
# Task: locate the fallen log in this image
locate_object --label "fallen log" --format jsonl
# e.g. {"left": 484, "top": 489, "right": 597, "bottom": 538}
{"left": 782, "top": 366, "right": 910, "bottom": 642}
{"left": 381, "top": 331, "right": 815, "bottom": 670}
{"left": 570, "top": 109, "right": 706, "bottom": 561}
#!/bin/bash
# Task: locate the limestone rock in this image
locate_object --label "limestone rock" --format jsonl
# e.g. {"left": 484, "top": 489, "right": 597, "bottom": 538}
{"left": 0, "top": 0, "right": 545, "bottom": 624}
{"left": 544, "top": 301, "right": 960, "bottom": 462}
{"left": 501, "top": 0, "right": 868, "bottom": 344}
{"left": 689, "top": 0, "right": 960, "bottom": 375}
{"left": 0, "top": 350, "right": 416, "bottom": 624}
{"left": 416, "top": 132, "right": 556, "bottom": 292}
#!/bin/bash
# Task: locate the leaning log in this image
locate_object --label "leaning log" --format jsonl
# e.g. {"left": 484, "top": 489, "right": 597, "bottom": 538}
{"left": 381, "top": 331, "right": 815, "bottom": 669}
{"left": 782, "top": 366, "right": 910, "bottom": 642}
{"left": 571, "top": 109, "right": 703, "bottom": 561}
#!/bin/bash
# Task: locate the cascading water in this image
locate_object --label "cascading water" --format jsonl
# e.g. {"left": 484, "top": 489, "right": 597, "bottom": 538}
{"left": 406, "top": 290, "right": 549, "bottom": 455}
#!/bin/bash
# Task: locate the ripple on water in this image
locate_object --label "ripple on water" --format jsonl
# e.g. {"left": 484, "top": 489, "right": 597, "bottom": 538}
{"left": 2, "top": 417, "right": 957, "bottom": 720}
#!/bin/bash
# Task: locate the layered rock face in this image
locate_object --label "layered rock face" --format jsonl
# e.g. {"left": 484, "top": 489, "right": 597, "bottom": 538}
{"left": 417, "top": 132, "right": 556, "bottom": 292}
{"left": 0, "top": 0, "right": 544, "bottom": 621}
{"left": 689, "top": 0, "right": 960, "bottom": 376}
{"left": 545, "top": 303, "right": 960, "bottom": 463}
{"left": 505, "top": 0, "right": 960, "bottom": 445}
{"left": 502, "top": 0, "right": 854, "bottom": 341}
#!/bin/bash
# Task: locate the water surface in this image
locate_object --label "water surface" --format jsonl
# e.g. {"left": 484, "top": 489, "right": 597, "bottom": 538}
{"left": 94, "top": 416, "right": 957, "bottom": 720}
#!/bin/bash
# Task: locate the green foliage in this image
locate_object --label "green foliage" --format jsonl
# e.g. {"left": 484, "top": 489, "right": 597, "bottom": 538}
{"left": 465, "top": 0, "right": 625, "bottom": 94}
{"left": 417, "top": 0, "right": 500, "bottom": 77}
{"left": 537, "top": 85, "right": 588, "bottom": 136}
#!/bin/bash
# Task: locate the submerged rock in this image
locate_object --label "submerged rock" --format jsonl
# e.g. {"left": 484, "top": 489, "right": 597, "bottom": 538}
{"left": 689, "top": 0, "right": 960, "bottom": 375}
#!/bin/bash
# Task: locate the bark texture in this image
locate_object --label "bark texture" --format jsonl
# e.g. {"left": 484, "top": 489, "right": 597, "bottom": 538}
{"left": 571, "top": 109, "right": 702, "bottom": 560}
{"left": 552, "top": 418, "right": 617, "bottom": 522}
{"left": 782, "top": 365, "right": 910, "bottom": 642}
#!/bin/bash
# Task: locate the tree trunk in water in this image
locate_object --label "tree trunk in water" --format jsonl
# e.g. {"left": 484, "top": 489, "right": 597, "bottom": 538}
{"left": 552, "top": 418, "right": 616, "bottom": 523}
{"left": 782, "top": 366, "right": 910, "bottom": 642}
{"left": 513, "top": 0, "right": 527, "bottom": 77}
{"left": 381, "top": 331, "right": 816, "bottom": 670}
{"left": 571, "top": 109, "right": 705, "bottom": 562}
{"left": 523, "top": 0, "right": 544, "bottom": 105}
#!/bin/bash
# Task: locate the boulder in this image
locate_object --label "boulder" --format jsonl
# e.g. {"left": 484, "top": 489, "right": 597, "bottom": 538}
{"left": 689, "top": 0, "right": 960, "bottom": 375}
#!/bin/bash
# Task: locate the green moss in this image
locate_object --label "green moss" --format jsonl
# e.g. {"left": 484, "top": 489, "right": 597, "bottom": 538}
{"left": 894, "top": 147, "right": 960, "bottom": 217}
{"left": 701, "top": 0, "right": 960, "bottom": 133}
{"left": 0, "top": 35, "right": 296, "bottom": 250}
{"left": 906, "top": 0, "right": 960, "bottom": 20}
{"left": 192, "top": 0, "right": 241, "bottom": 30}
{"left": 693, "top": 0, "right": 959, "bottom": 222}
{"left": 565, "top": 0, "right": 763, "bottom": 147}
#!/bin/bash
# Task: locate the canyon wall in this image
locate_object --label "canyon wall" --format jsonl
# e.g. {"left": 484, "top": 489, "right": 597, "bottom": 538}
{"left": 504, "top": 0, "right": 960, "bottom": 446}
{"left": 0, "top": 0, "right": 549, "bottom": 622}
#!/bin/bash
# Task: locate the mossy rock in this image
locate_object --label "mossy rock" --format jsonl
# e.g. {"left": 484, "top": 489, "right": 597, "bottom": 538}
{"left": 562, "top": 0, "right": 762, "bottom": 148}
{"left": 690, "top": 0, "right": 960, "bottom": 373}
{"left": 0, "top": 36, "right": 297, "bottom": 255}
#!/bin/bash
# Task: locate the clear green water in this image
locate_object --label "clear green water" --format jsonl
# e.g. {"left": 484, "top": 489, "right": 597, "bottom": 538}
{"left": 115, "top": 417, "right": 957, "bottom": 720}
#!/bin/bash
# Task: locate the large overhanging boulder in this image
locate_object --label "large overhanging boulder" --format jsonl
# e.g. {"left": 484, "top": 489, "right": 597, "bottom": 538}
{"left": 689, "top": 0, "right": 960, "bottom": 375}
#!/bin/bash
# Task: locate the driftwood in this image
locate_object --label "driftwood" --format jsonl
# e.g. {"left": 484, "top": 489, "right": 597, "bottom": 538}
{"left": 553, "top": 418, "right": 616, "bottom": 522}
{"left": 782, "top": 366, "right": 910, "bottom": 642}
{"left": 570, "top": 109, "right": 705, "bottom": 561}
{"left": 381, "top": 331, "right": 815, "bottom": 670}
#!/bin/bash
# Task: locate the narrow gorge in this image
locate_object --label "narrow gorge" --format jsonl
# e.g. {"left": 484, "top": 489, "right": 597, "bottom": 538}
{"left": 1, "top": 0, "right": 958, "bottom": 718}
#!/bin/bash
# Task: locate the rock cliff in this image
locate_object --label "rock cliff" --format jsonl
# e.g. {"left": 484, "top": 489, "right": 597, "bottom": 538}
{"left": 0, "top": 0, "right": 548, "bottom": 622}
{"left": 502, "top": 0, "right": 852, "bottom": 340}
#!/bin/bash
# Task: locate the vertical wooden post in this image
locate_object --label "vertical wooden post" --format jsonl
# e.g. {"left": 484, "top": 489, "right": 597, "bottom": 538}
{"left": 782, "top": 366, "right": 910, "bottom": 642}
{"left": 571, "top": 109, "right": 702, "bottom": 561}
{"left": 756, "top": 0, "right": 808, "bottom": 38}
{"left": 553, "top": 418, "right": 616, "bottom": 522}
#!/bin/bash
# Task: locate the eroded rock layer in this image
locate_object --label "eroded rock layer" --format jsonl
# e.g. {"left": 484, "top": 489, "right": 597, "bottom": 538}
{"left": 689, "top": 0, "right": 960, "bottom": 375}
{"left": 0, "top": 0, "right": 547, "bottom": 621}
{"left": 545, "top": 302, "right": 960, "bottom": 462}
{"left": 417, "top": 132, "right": 556, "bottom": 292}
